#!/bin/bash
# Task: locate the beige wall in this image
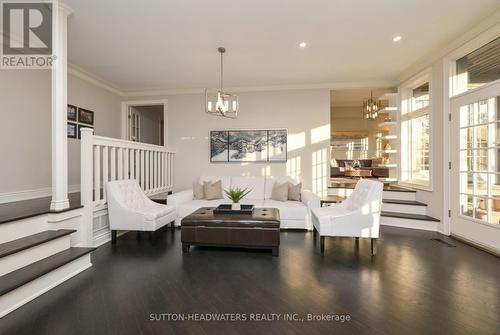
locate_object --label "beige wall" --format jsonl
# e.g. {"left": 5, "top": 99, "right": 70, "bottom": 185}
{"left": 0, "top": 70, "right": 52, "bottom": 194}
{"left": 68, "top": 75, "right": 122, "bottom": 186}
{"left": 0, "top": 71, "right": 122, "bottom": 197}
{"left": 130, "top": 89, "right": 331, "bottom": 193}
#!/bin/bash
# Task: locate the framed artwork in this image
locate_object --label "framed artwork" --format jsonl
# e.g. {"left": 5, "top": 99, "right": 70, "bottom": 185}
{"left": 210, "top": 131, "right": 229, "bottom": 162}
{"left": 67, "top": 122, "right": 77, "bottom": 139}
{"left": 78, "top": 108, "right": 94, "bottom": 125}
{"left": 210, "top": 129, "right": 287, "bottom": 163}
{"left": 67, "top": 104, "right": 77, "bottom": 121}
{"left": 78, "top": 124, "right": 93, "bottom": 139}
{"left": 229, "top": 130, "right": 268, "bottom": 162}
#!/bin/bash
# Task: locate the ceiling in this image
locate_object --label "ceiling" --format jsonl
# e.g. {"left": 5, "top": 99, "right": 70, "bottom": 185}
{"left": 331, "top": 89, "right": 393, "bottom": 108}
{"left": 64, "top": 0, "right": 500, "bottom": 92}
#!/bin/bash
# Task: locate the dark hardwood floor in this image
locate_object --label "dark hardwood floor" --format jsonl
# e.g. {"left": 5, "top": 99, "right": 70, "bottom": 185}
{"left": 1, "top": 226, "right": 499, "bottom": 335}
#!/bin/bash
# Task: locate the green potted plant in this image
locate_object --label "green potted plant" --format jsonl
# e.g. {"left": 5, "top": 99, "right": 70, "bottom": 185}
{"left": 224, "top": 187, "right": 252, "bottom": 210}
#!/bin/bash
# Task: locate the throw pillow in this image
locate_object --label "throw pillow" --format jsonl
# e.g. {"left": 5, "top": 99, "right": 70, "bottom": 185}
{"left": 330, "top": 158, "right": 338, "bottom": 167}
{"left": 271, "top": 182, "right": 289, "bottom": 202}
{"left": 203, "top": 180, "right": 223, "bottom": 200}
{"left": 192, "top": 182, "right": 204, "bottom": 200}
{"left": 288, "top": 182, "right": 302, "bottom": 201}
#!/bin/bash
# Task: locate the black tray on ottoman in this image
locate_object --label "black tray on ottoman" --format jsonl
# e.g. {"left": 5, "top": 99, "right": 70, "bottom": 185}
{"left": 213, "top": 204, "right": 254, "bottom": 215}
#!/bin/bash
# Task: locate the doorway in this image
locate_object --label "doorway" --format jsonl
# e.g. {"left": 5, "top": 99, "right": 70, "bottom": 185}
{"left": 121, "top": 100, "right": 168, "bottom": 146}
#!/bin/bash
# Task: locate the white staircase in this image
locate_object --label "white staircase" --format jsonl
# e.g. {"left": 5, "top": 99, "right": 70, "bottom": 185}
{"left": 328, "top": 185, "right": 440, "bottom": 231}
{"left": 0, "top": 216, "right": 94, "bottom": 318}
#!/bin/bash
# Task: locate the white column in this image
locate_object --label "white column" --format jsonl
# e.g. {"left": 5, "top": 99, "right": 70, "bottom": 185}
{"left": 50, "top": 2, "right": 72, "bottom": 211}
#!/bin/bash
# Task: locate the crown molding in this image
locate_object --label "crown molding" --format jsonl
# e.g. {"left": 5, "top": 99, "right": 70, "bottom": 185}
{"left": 397, "top": 8, "right": 500, "bottom": 84}
{"left": 68, "top": 63, "right": 124, "bottom": 96}
{"left": 121, "top": 80, "right": 397, "bottom": 97}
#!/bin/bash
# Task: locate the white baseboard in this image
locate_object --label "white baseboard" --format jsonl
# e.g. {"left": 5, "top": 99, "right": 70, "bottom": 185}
{"left": 0, "top": 185, "right": 81, "bottom": 204}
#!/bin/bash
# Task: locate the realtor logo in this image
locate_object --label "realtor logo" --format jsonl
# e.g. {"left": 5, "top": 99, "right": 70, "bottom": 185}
{"left": 1, "top": 1, "right": 54, "bottom": 69}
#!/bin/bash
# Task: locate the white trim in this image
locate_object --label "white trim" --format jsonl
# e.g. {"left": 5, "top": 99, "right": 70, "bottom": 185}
{"left": 399, "top": 68, "right": 433, "bottom": 189}
{"left": 451, "top": 233, "right": 500, "bottom": 256}
{"left": 68, "top": 63, "right": 123, "bottom": 96}
{"left": 121, "top": 80, "right": 397, "bottom": 97}
{"left": 0, "top": 185, "right": 81, "bottom": 204}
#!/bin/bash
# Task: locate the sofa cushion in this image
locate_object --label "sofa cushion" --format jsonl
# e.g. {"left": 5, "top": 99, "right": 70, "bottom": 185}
{"left": 271, "top": 182, "right": 289, "bottom": 201}
{"left": 192, "top": 182, "right": 204, "bottom": 199}
{"left": 204, "top": 180, "right": 223, "bottom": 200}
{"left": 288, "top": 182, "right": 302, "bottom": 201}
{"left": 199, "top": 176, "right": 231, "bottom": 199}
{"left": 262, "top": 200, "right": 307, "bottom": 220}
{"left": 231, "top": 176, "right": 265, "bottom": 200}
{"left": 264, "top": 176, "right": 299, "bottom": 199}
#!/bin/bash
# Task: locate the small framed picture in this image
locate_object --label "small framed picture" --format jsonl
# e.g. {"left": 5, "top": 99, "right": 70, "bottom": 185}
{"left": 67, "top": 122, "right": 77, "bottom": 139}
{"left": 78, "top": 108, "right": 94, "bottom": 125}
{"left": 78, "top": 124, "right": 94, "bottom": 139}
{"left": 67, "top": 104, "right": 77, "bottom": 121}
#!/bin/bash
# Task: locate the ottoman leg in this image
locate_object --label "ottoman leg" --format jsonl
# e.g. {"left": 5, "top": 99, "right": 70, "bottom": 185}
{"left": 320, "top": 236, "right": 325, "bottom": 254}
{"left": 272, "top": 247, "right": 279, "bottom": 257}
{"left": 182, "top": 243, "right": 190, "bottom": 253}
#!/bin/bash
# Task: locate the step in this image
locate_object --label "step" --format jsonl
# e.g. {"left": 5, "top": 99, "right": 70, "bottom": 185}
{"left": 329, "top": 188, "right": 417, "bottom": 201}
{"left": 0, "top": 230, "right": 75, "bottom": 276}
{"left": 381, "top": 211, "right": 440, "bottom": 232}
{"left": 382, "top": 200, "right": 427, "bottom": 215}
{"left": 0, "top": 247, "right": 95, "bottom": 318}
{"left": 383, "top": 190, "right": 416, "bottom": 201}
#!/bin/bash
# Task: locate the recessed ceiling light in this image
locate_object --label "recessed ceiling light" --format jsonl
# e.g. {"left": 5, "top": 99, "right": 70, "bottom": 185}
{"left": 393, "top": 36, "right": 402, "bottom": 42}
{"left": 299, "top": 42, "right": 307, "bottom": 48}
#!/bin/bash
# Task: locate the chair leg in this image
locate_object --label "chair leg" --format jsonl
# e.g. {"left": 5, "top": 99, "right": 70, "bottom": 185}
{"left": 320, "top": 236, "right": 325, "bottom": 254}
{"left": 313, "top": 226, "right": 317, "bottom": 245}
{"left": 137, "top": 231, "right": 142, "bottom": 240}
{"left": 355, "top": 237, "right": 359, "bottom": 246}
{"left": 150, "top": 231, "right": 157, "bottom": 245}
{"left": 371, "top": 238, "right": 377, "bottom": 256}
{"left": 111, "top": 230, "right": 117, "bottom": 245}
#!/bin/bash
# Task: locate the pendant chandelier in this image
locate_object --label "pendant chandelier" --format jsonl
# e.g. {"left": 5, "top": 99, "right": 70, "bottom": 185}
{"left": 363, "top": 91, "right": 380, "bottom": 120}
{"left": 205, "top": 47, "right": 238, "bottom": 118}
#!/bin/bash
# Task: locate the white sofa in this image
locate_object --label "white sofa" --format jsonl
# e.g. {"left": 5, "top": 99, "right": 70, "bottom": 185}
{"left": 167, "top": 176, "right": 320, "bottom": 229}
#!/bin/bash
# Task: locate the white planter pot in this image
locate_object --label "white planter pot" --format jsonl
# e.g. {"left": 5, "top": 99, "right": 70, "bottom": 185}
{"left": 232, "top": 203, "right": 241, "bottom": 210}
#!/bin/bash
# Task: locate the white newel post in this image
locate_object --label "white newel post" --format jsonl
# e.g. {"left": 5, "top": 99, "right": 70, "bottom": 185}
{"left": 50, "top": 2, "right": 72, "bottom": 211}
{"left": 80, "top": 128, "right": 94, "bottom": 246}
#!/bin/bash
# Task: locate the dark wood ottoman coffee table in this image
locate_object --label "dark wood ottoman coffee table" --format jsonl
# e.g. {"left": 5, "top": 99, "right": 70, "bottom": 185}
{"left": 181, "top": 207, "right": 280, "bottom": 256}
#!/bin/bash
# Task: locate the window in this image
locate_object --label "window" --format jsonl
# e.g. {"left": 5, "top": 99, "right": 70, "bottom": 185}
{"left": 454, "top": 36, "right": 500, "bottom": 95}
{"left": 401, "top": 74, "right": 431, "bottom": 187}
{"left": 459, "top": 97, "right": 500, "bottom": 224}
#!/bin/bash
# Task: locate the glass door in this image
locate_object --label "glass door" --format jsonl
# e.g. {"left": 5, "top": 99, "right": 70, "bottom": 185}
{"left": 450, "top": 80, "right": 500, "bottom": 251}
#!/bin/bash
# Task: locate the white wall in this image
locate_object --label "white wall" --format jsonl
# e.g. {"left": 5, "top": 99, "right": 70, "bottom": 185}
{"left": 0, "top": 71, "right": 122, "bottom": 199}
{"left": 130, "top": 89, "right": 331, "bottom": 193}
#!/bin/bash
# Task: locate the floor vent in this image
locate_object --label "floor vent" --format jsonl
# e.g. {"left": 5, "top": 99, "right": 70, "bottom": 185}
{"left": 431, "top": 238, "right": 456, "bottom": 247}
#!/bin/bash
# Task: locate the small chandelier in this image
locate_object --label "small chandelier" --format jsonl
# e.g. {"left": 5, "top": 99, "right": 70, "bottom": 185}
{"left": 205, "top": 47, "right": 238, "bottom": 118}
{"left": 363, "top": 91, "right": 380, "bottom": 120}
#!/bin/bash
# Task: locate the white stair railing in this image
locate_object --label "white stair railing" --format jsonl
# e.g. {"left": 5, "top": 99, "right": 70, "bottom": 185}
{"left": 80, "top": 128, "right": 175, "bottom": 246}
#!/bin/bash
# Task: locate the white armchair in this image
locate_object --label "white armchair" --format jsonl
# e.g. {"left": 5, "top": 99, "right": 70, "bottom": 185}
{"left": 107, "top": 180, "right": 177, "bottom": 244}
{"left": 311, "top": 179, "right": 383, "bottom": 255}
